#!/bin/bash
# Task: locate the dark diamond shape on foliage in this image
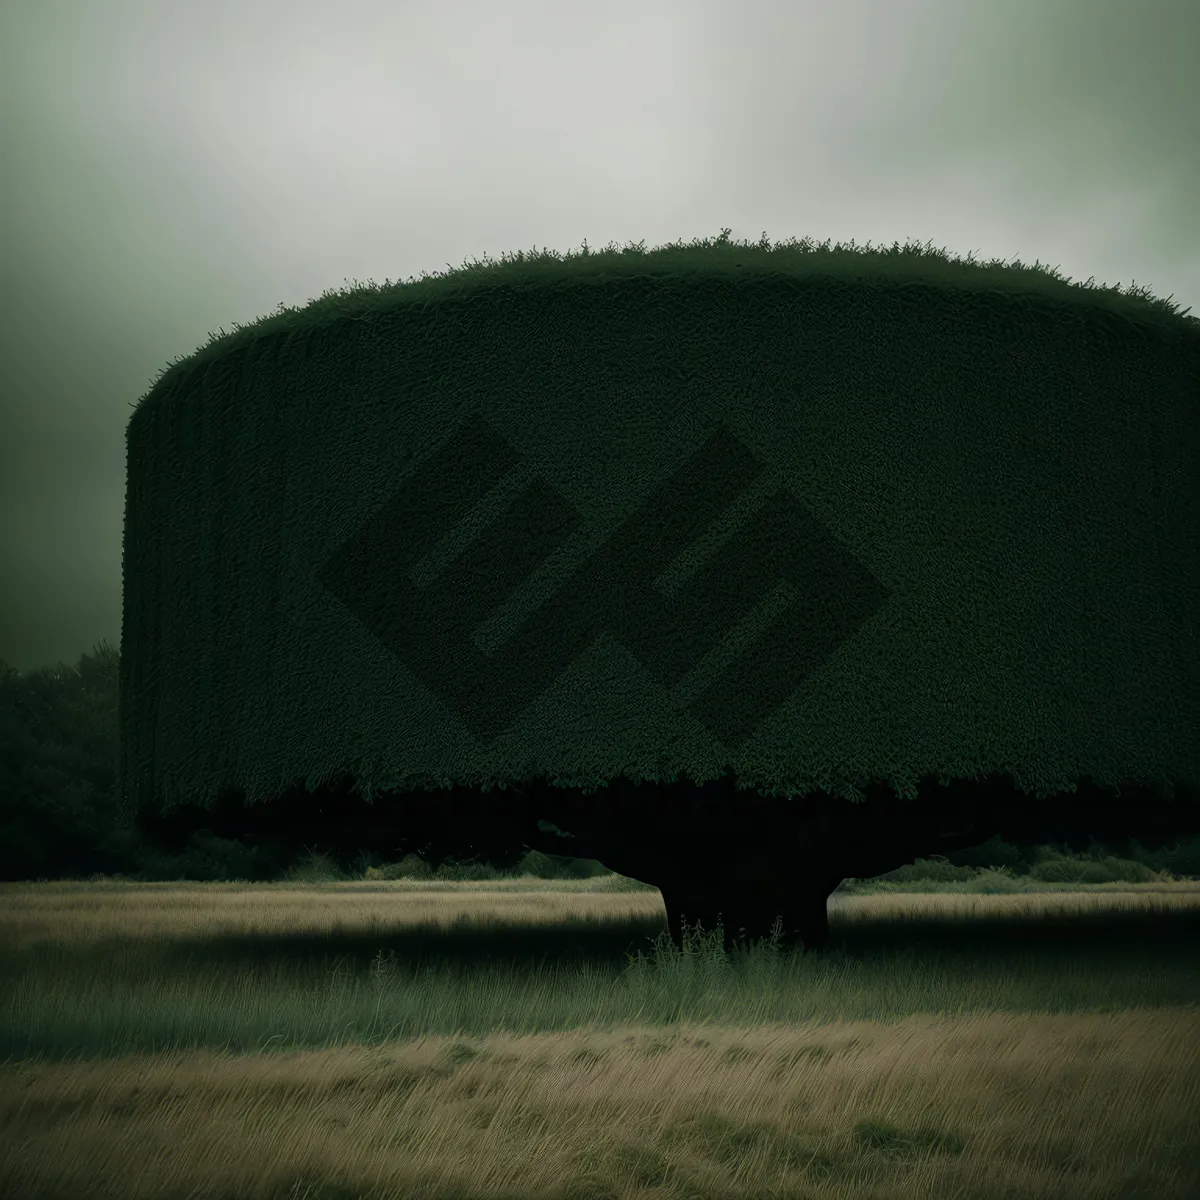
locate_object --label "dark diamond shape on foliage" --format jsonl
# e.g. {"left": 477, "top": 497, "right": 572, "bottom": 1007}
{"left": 317, "top": 414, "right": 890, "bottom": 750}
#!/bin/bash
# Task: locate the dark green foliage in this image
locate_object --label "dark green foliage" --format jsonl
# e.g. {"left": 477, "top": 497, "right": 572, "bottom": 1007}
{"left": 119, "top": 228, "right": 1199, "bottom": 835}
{"left": 3, "top": 640, "right": 1197, "bottom": 888}
{"left": 22, "top": 230, "right": 1200, "bottom": 958}
{"left": 0, "top": 643, "right": 296, "bottom": 883}
{"left": 0, "top": 645, "right": 655, "bottom": 884}
{"left": 1128, "top": 833, "right": 1200, "bottom": 877}
{"left": 943, "top": 834, "right": 1036, "bottom": 874}
{"left": 0, "top": 642, "right": 123, "bottom": 880}
{"left": 132, "top": 228, "right": 1197, "bottom": 383}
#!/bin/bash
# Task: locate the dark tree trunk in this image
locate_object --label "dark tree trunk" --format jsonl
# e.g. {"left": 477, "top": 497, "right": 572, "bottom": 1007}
{"left": 592, "top": 828, "right": 849, "bottom": 955}
{"left": 658, "top": 852, "right": 848, "bottom": 954}
{"left": 523, "top": 773, "right": 921, "bottom": 957}
{"left": 523, "top": 771, "right": 1200, "bottom": 959}
{"left": 172, "top": 765, "right": 1195, "bottom": 959}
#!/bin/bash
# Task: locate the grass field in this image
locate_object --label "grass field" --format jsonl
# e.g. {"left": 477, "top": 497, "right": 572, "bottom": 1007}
{"left": 1, "top": 852, "right": 1197, "bottom": 1200}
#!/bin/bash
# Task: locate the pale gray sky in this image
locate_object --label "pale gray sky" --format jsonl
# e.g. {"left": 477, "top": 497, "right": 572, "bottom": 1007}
{"left": 3, "top": 0, "right": 1197, "bottom": 677}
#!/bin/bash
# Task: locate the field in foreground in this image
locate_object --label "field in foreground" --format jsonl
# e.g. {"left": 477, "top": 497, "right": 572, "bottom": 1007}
{"left": 0, "top": 867, "right": 1198, "bottom": 1200}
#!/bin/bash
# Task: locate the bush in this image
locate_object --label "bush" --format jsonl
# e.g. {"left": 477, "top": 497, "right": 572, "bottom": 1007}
{"left": 944, "top": 835, "right": 1035, "bottom": 875}
{"left": 365, "top": 853, "right": 436, "bottom": 881}
{"left": 280, "top": 847, "right": 351, "bottom": 883}
{"left": 1128, "top": 835, "right": 1200, "bottom": 880}
{"left": 873, "top": 855, "right": 981, "bottom": 885}
{"left": 1026, "top": 853, "right": 1158, "bottom": 885}
{"left": 960, "top": 865, "right": 1028, "bottom": 894}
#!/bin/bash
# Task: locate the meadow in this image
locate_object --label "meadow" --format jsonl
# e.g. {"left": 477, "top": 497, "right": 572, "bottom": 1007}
{"left": 1, "top": 844, "right": 1198, "bottom": 1200}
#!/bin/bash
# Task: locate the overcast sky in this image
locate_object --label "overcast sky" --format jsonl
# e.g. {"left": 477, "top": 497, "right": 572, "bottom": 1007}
{"left": 3, "top": 0, "right": 1197, "bottom": 680}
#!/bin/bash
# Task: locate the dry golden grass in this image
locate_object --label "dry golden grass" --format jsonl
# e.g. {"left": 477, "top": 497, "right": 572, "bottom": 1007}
{"left": 0, "top": 874, "right": 666, "bottom": 951}
{"left": 1, "top": 877, "right": 1198, "bottom": 1199}
{"left": 4, "top": 1008, "right": 1196, "bottom": 1200}
{"left": 2, "top": 874, "right": 1196, "bottom": 950}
